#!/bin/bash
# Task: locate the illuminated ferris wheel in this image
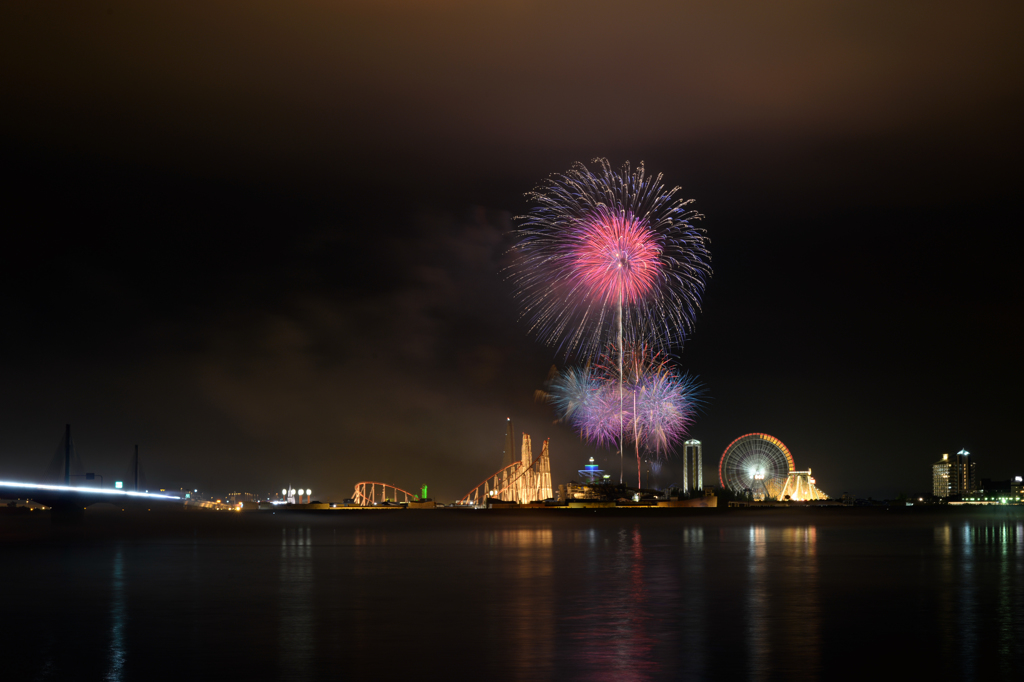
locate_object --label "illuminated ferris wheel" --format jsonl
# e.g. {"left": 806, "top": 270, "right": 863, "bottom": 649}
{"left": 719, "top": 433, "right": 795, "bottom": 494}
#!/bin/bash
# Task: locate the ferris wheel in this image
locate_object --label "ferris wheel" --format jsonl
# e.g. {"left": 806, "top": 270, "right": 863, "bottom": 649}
{"left": 718, "top": 433, "right": 795, "bottom": 494}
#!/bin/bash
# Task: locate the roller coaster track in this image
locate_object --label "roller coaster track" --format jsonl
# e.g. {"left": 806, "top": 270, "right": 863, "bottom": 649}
{"left": 351, "top": 481, "right": 419, "bottom": 507}
{"left": 456, "top": 447, "right": 550, "bottom": 506}
{"left": 351, "top": 435, "right": 551, "bottom": 507}
{"left": 456, "top": 462, "right": 524, "bottom": 506}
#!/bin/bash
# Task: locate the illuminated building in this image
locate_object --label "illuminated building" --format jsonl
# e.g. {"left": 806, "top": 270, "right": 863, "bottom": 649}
{"left": 954, "top": 449, "right": 976, "bottom": 493}
{"left": 932, "top": 454, "right": 952, "bottom": 497}
{"left": 932, "top": 450, "right": 975, "bottom": 498}
{"left": 683, "top": 438, "right": 702, "bottom": 494}
{"left": 578, "top": 456, "right": 604, "bottom": 482}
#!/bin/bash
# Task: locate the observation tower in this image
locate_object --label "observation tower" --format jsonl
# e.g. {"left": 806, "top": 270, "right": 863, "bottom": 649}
{"left": 578, "top": 457, "right": 605, "bottom": 483}
{"left": 683, "top": 439, "right": 702, "bottom": 494}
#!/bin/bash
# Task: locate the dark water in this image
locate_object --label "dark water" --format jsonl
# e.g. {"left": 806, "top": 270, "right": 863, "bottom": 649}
{"left": 3, "top": 508, "right": 1023, "bottom": 680}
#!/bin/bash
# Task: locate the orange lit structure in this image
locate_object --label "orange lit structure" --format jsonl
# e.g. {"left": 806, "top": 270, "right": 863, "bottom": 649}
{"left": 457, "top": 433, "right": 552, "bottom": 506}
{"left": 767, "top": 470, "right": 828, "bottom": 501}
{"left": 719, "top": 433, "right": 829, "bottom": 501}
{"left": 351, "top": 482, "right": 419, "bottom": 506}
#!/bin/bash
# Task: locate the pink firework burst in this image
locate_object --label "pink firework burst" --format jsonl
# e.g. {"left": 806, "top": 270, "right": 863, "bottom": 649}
{"left": 511, "top": 158, "right": 711, "bottom": 359}
{"left": 572, "top": 208, "right": 662, "bottom": 307}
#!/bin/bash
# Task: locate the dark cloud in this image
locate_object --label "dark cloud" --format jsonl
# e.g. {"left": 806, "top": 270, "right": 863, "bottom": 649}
{"left": 0, "top": 0, "right": 1021, "bottom": 498}
{"left": 2, "top": 1, "right": 1021, "bottom": 192}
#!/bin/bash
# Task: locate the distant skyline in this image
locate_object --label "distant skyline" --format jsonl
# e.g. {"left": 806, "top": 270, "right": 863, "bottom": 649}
{"left": 1, "top": 0, "right": 1021, "bottom": 500}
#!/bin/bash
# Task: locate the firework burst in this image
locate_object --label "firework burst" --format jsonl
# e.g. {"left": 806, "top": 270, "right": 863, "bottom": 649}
{"left": 546, "top": 364, "right": 620, "bottom": 447}
{"left": 632, "top": 367, "right": 703, "bottom": 455}
{"left": 511, "top": 158, "right": 711, "bottom": 359}
{"left": 546, "top": 350, "right": 704, "bottom": 486}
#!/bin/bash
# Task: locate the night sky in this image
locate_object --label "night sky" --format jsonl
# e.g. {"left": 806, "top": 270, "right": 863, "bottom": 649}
{"left": 1, "top": 0, "right": 1021, "bottom": 500}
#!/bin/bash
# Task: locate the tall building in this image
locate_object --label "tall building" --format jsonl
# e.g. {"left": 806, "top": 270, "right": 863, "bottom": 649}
{"left": 684, "top": 439, "right": 702, "bottom": 494}
{"left": 954, "top": 448, "right": 976, "bottom": 494}
{"left": 932, "top": 454, "right": 951, "bottom": 497}
{"left": 932, "top": 450, "right": 976, "bottom": 497}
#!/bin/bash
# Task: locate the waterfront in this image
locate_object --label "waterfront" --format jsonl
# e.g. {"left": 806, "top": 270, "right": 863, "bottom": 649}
{"left": 3, "top": 508, "right": 1023, "bottom": 680}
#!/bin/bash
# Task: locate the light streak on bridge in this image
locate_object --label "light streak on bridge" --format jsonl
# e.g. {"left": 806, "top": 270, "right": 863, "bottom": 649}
{"left": 0, "top": 480, "right": 181, "bottom": 500}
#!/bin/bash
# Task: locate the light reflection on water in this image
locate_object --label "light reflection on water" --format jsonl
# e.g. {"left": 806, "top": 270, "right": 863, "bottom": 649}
{"left": 934, "top": 521, "right": 1024, "bottom": 682}
{"left": 747, "top": 525, "right": 769, "bottom": 681}
{"left": 6, "top": 513, "right": 1024, "bottom": 680}
{"left": 745, "top": 526, "right": 819, "bottom": 681}
{"left": 279, "top": 526, "right": 314, "bottom": 679}
{"left": 569, "top": 526, "right": 660, "bottom": 682}
{"left": 105, "top": 546, "right": 125, "bottom": 682}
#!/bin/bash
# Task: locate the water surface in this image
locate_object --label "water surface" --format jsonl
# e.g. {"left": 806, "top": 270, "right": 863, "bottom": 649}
{"left": 3, "top": 508, "right": 1022, "bottom": 680}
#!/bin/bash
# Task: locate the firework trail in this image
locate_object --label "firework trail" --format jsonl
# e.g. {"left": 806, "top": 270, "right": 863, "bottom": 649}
{"left": 510, "top": 158, "right": 712, "bottom": 360}
{"left": 620, "top": 348, "right": 703, "bottom": 487}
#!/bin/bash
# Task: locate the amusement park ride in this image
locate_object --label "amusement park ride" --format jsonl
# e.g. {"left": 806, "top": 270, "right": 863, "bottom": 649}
{"left": 351, "top": 426, "right": 827, "bottom": 507}
{"left": 350, "top": 482, "right": 423, "bottom": 506}
{"left": 455, "top": 432, "right": 552, "bottom": 505}
{"left": 352, "top": 420, "right": 553, "bottom": 507}
{"left": 718, "top": 433, "right": 828, "bottom": 501}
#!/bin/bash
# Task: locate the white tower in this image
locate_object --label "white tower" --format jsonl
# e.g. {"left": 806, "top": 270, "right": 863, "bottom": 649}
{"left": 684, "top": 439, "right": 703, "bottom": 494}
